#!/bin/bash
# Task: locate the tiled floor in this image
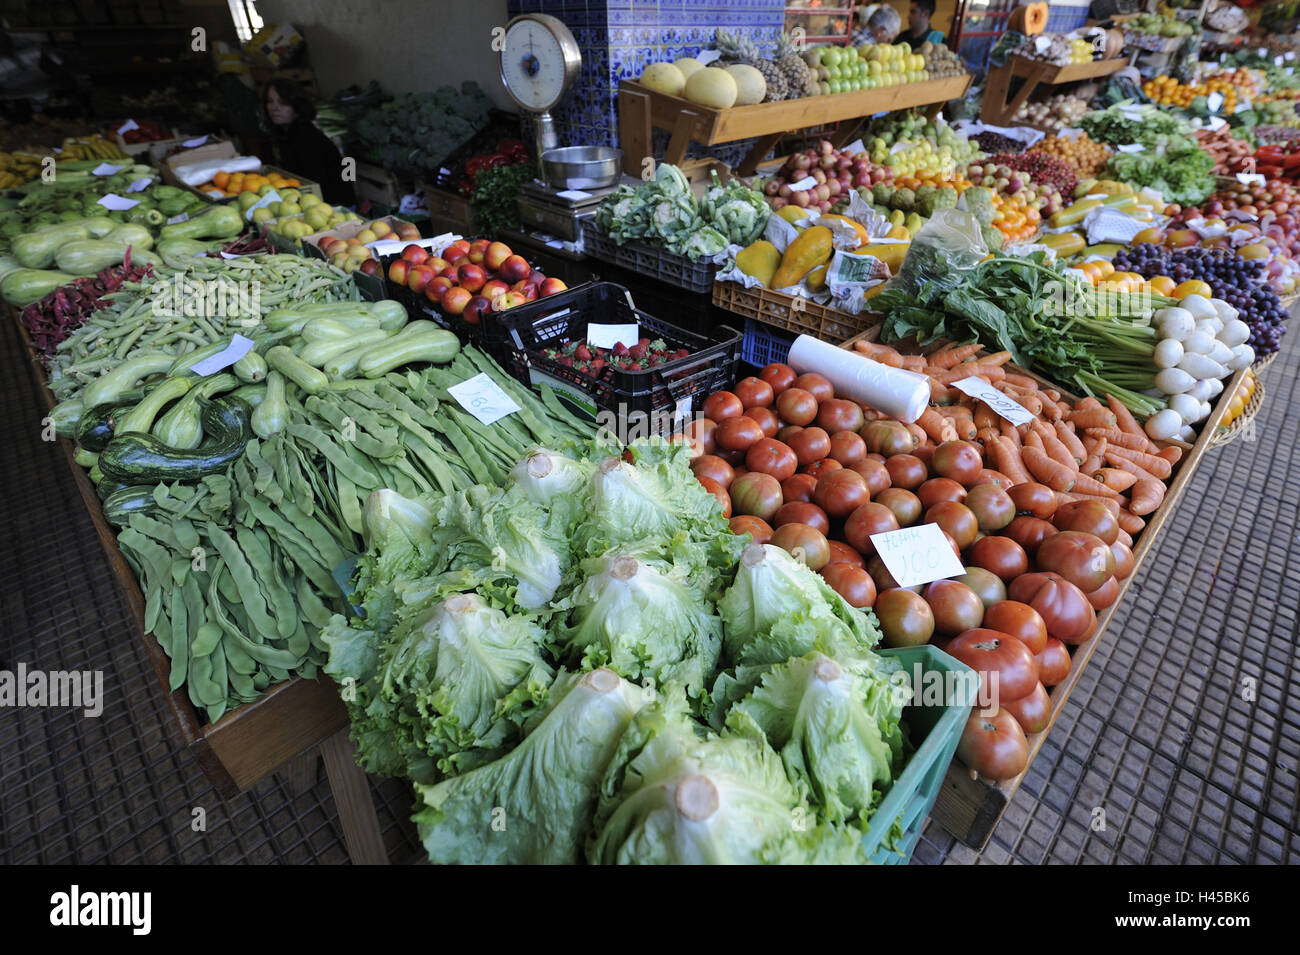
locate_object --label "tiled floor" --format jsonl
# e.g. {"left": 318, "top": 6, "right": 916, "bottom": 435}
{"left": 1, "top": 307, "right": 1297, "bottom": 865}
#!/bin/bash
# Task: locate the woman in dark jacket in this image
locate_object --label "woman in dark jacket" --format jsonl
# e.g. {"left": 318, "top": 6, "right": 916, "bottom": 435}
{"left": 264, "top": 78, "right": 355, "bottom": 206}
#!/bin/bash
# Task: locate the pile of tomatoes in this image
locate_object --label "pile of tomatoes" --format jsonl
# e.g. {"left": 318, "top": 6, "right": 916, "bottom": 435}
{"left": 684, "top": 362, "right": 1137, "bottom": 782}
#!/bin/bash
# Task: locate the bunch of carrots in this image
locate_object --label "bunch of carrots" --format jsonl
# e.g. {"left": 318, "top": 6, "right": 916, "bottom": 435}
{"left": 854, "top": 338, "right": 1178, "bottom": 540}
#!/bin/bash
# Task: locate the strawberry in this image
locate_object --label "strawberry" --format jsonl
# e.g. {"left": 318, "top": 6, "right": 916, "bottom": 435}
{"left": 628, "top": 342, "right": 647, "bottom": 359}
{"left": 575, "top": 343, "right": 592, "bottom": 361}
{"left": 613, "top": 341, "right": 629, "bottom": 357}
{"left": 627, "top": 361, "right": 643, "bottom": 371}
{"left": 589, "top": 358, "right": 606, "bottom": 374}
{"left": 556, "top": 355, "right": 574, "bottom": 367}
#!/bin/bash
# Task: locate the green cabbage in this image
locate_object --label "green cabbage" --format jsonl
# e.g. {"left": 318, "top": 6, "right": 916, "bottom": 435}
{"left": 413, "top": 668, "right": 644, "bottom": 864}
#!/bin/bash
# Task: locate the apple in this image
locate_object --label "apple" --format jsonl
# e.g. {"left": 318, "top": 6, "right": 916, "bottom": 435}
{"left": 425, "top": 256, "right": 448, "bottom": 274}
{"left": 407, "top": 265, "right": 436, "bottom": 293}
{"left": 426, "top": 275, "right": 454, "bottom": 302}
{"left": 457, "top": 263, "right": 487, "bottom": 293}
{"left": 524, "top": 269, "right": 546, "bottom": 287}
{"left": 482, "top": 279, "right": 510, "bottom": 302}
{"left": 395, "top": 224, "right": 420, "bottom": 241}
{"left": 401, "top": 243, "right": 429, "bottom": 264}
{"left": 511, "top": 280, "right": 539, "bottom": 302}
{"left": 355, "top": 228, "right": 378, "bottom": 244}
{"left": 485, "top": 241, "right": 513, "bottom": 271}
{"left": 443, "top": 245, "right": 468, "bottom": 265}
{"left": 493, "top": 291, "right": 528, "bottom": 312}
{"left": 439, "top": 264, "right": 459, "bottom": 280}
{"left": 359, "top": 258, "right": 381, "bottom": 276}
{"left": 387, "top": 259, "right": 409, "bottom": 284}
{"left": 319, "top": 237, "right": 344, "bottom": 257}
{"left": 468, "top": 238, "right": 491, "bottom": 265}
{"left": 540, "top": 277, "right": 568, "bottom": 297}
{"left": 369, "top": 220, "right": 392, "bottom": 239}
{"left": 442, "top": 286, "right": 473, "bottom": 315}
{"left": 462, "top": 295, "right": 493, "bottom": 325}
{"left": 446, "top": 239, "right": 471, "bottom": 256}
{"left": 498, "top": 254, "right": 531, "bottom": 284}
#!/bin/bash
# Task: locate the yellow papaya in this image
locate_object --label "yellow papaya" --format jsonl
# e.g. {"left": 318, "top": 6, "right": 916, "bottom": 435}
{"left": 735, "top": 240, "right": 781, "bottom": 287}
{"left": 1040, "top": 232, "right": 1085, "bottom": 256}
{"left": 770, "top": 225, "right": 832, "bottom": 290}
{"left": 818, "top": 213, "right": 870, "bottom": 245}
{"left": 863, "top": 240, "right": 909, "bottom": 273}
{"left": 885, "top": 223, "right": 910, "bottom": 240}
{"left": 806, "top": 262, "right": 829, "bottom": 291}
{"left": 1050, "top": 199, "right": 1102, "bottom": 229}
{"left": 778, "top": 206, "right": 812, "bottom": 225}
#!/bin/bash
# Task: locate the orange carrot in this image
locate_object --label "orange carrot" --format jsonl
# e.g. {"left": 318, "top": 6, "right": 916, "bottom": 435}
{"left": 1023, "top": 429, "right": 1045, "bottom": 453}
{"left": 1022, "top": 445, "right": 1076, "bottom": 492}
{"left": 1001, "top": 418, "right": 1022, "bottom": 446}
{"left": 976, "top": 427, "right": 1001, "bottom": 445}
{"left": 853, "top": 341, "right": 904, "bottom": 366}
{"left": 1156, "top": 445, "right": 1182, "bottom": 466}
{"left": 1083, "top": 427, "right": 1147, "bottom": 450}
{"left": 1103, "top": 451, "right": 1160, "bottom": 482}
{"left": 992, "top": 436, "right": 1031, "bottom": 485}
{"left": 919, "top": 408, "right": 956, "bottom": 443}
{"left": 1103, "top": 445, "right": 1172, "bottom": 479}
{"left": 1081, "top": 436, "right": 1107, "bottom": 475}
{"left": 1033, "top": 420, "right": 1077, "bottom": 469}
{"left": 1095, "top": 467, "right": 1137, "bottom": 492}
{"left": 973, "top": 402, "right": 997, "bottom": 431}
{"left": 978, "top": 350, "right": 1013, "bottom": 366}
{"left": 1075, "top": 396, "right": 1103, "bottom": 411}
{"left": 998, "top": 388, "right": 1044, "bottom": 417}
{"left": 1069, "top": 407, "right": 1118, "bottom": 430}
{"left": 1116, "top": 528, "right": 1133, "bottom": 548}
{"left": 900, "top": 355, "right": 928, "bottom": 373}
{"left": 929, "top": 379, "right": 955, "bottom": 404}
{"left": 1106, "top": 394, "right": 1157, "bottom": 452}
{"left": 930, "top": 342, "right": 983, "bottom": 368}
{"left": 1117, "top": 509, "right": 1146, "bottom": 535}
{"left": 1054, "top": 420, "right": 1086, "bottom": 463}
{"left": 905, "top": 422, "right": 928, "bottom": 448}
{"left": 1129, "top": 478, "right": 1166, "bottom": 516}
{"left": 1003, "top": 372, "right": 1040, "bottom": 390}
{"left": 1069, "top": 470, "right": 1122, "bottom": 499}
{"left": 938, "top": 363, "right": 1005, "bottom": 385}
{"left": 938, "top": 405, "right": 974, "bottom": 419}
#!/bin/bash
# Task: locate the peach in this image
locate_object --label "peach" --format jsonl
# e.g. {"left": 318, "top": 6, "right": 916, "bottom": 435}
{"left": 485, "top": 241, "right": 513, "bottom": 271}
{"left": 457, "top": 263, "right": 487, "bottom": 293}
{"left": 540, "top": 277, "right": 568, "bottom": 297}
{"left": 498, "top": 254, "right": 531, "bottom": 284}
{"left": 442, "top": 286, "right": 473, "bottom": 315}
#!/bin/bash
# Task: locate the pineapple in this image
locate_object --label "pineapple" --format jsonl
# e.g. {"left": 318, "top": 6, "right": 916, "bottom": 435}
{"left": 777, "top": 32, "right": 817, "bottom": 98}
{"left": 716, "top": 28, "right": 787, "bottom": 101}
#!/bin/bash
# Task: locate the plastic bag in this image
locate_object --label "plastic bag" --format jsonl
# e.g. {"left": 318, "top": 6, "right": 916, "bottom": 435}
{"left": 884, "top": 209, "right": 988, "bottom": 297}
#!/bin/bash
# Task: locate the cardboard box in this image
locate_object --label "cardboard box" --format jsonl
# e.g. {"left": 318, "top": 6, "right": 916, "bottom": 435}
{"left": 147, "top": 135, "right": 227, "bottom": 169}
{"left": 160, "top": 140, "right": 239, "bottom": 186}
{"left": 244, "top": 23, "right": 305, "bottom": 69}
{"left": 175, "top": 160, "right": 323, "bottom": 204}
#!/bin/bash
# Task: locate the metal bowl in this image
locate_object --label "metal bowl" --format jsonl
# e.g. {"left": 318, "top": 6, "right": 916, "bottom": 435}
{"left": 539, "top": 146, "right": 623, "bottom": 190}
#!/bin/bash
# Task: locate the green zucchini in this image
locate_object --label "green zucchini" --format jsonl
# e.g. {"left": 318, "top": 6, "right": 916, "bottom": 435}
{"left": 154, "top": 373, "right": 238, "bottom": 449}
{"left": 81, "top": 353, "right": 175, "bottom": 409}
{"left": 116, "top": 376, "right": 191, "bottom": 436}
{"left": 97, "top": 480, "right": 131, "bottom": 500}
{"left": 357, "top": 328, "right": 460, "bottom": 378}
{"left": 169, "top": 338, "right": 238, "bottom": 377}
{"left": 232, "top": 350, "right": 267, "bottom": 383}
{"left": 102, "top": 485, "right": 158, "bottom": 526}
{"left": 73, "top": 446, "right": 99, "bottom": 468}
{"left": 230, "top": 383, "right": 267, "bottom": 407}
{"left": 11, "top": 216, "right": 117, "bottom": 268}
{"left": 48, "top": 398, "right": 85, "bottom": 438}
{"left": 300, "top": 316, "right": 382, "bottom": 342}
{"left": 158, "top": 204, "right": 244, "bottom": 241}
{"left": 99, "top": 396, "right": 252, "bottom": 484}
{"left": 73, "top": 389, "right": 149, "bottom": 451}
{"left": 265, "top": 345, "right": 328, "bottom": 394}
{"left": 1, "top": 268, "right": 77, "bottom": 307}
{"left": 251, "top": 370, "right": 288, "bottom": 438}
{"left": 299, "top": 328, "right": 389, "bottom": 368}
{"left": 371, "top": 300, "right": 409, "bottom": 331}
{"left": 264, "top": 302, "right": 379, "bottom": 333}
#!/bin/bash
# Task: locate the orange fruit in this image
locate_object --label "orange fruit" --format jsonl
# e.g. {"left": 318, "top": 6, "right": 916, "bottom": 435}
{"left": 1173, "top": 279, "right": 1212, "bottom": 299}
{"left": 213, "top": 171, "right": 230, "bottom": 189}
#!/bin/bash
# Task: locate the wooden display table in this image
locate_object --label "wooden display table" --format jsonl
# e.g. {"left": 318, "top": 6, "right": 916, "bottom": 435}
{"left": 981, "top": 55, "right": 1127, "bottom": 127}
{"left": 619, "top": 74, "right": 973, "bottom": 177}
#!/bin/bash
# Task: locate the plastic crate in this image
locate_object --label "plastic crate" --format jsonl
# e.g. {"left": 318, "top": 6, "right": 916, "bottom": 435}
{"left": 865, "top": 645, "right": 976, "bottom": 864}
{"left": 581, "top": 219, "right": 716, "bottom": 295}
{"left": 712, "top": 280, "right": 880, "bottom": 344}
{"left": 741, "top": 317, "right": 795, "bottom": 368}
{"left": 503, "top": 281, "right": 741, "bottom": 434}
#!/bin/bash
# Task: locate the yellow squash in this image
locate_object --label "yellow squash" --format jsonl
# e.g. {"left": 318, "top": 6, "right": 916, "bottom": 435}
{"left": 735, "top": 240, "right": 781, "bottom": 287}
{"left": 771, "top": 225, "right": 832, "bottom": 290}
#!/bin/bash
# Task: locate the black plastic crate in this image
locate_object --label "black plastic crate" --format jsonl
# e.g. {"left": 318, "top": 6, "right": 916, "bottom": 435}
{"left": 503, "top": 282, "right": 741, "bottom": 436}
{"left": 580, "top": 219, "right": 716, "bottom": 295}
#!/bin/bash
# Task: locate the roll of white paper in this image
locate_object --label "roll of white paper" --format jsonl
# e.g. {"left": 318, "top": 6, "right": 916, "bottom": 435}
{"left": 786, "top": 335, "right": 930, "bottom": 423}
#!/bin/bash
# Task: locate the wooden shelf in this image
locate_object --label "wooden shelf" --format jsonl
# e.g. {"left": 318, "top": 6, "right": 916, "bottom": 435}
{"left": 619, "top": 73, "right": 973, "bottom": 176}
{"left": 981, "top": 54, "right": 1127, "bottom": 127}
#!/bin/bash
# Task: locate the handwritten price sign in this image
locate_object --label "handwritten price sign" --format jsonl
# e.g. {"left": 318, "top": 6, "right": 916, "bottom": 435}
{"left": 447, "top": 372, "right": 521, "bottom": 425}
{"left": 870, "top": 523, "right": 965, "bottom": 589}
{"left": 951, "top": 376, "right": 1034, "bottom": 425}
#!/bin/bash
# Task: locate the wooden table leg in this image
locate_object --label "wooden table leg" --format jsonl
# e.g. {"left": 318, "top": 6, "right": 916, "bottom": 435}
{"left": 276, "top": 748, "right": 320, "bottom": 796}
{"left": 664, "top": 111, "right": 699, "bottom": 168}
{"left": 320, "top": 729, "right": 389, "bottom": 865}
{"left": 618, "top": 87, "right": 652, "bottom": 177}
{"left": 737, "top": 132, "right": 784, "bottom": 176}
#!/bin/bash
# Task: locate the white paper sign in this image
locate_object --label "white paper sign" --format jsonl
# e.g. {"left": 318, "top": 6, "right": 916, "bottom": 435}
{"left": 870, "top": 523, "right": 966, "bottom": 589}
{"left": 126, "top": 177, "right": 152, "bottom": 193}
{"left": 696, "top": 50, "right": 722, "bottom": 66}
{"left": 843, "top": 139, "right": 866, "bottom": 155}
{"left": 1235, "top": 99, "right": 1251, "bottom": 114}
{"left": 788, "top": 177, "right": 818, "bottom": 192}
{"left": 244, "top": 189, "right": 281, "bottom": 220}
{"left": 951, "top": 376, "right": 1035, "bottom": 425}
{"left": 1258, "top": 48, "right": 1268, "bottom": 57}
{"left": 1117, "top": 144, "right": 1144, "bottom": 153}
{"left": 1207, "top": 116, "right": 1228, "bottom": 131}
{"left": 889, "top": 141, "right": 912, "bottom": 155}
{"left": 97, "top": 194, "right": 140, "bottom": 211}
{"left": 674, "top": 396, "right": 693, "bottom": 422}
{"left": 556, "top": 189, "right": 593, "bottom": 201}
{"left": 587, "top": 323, "right": 640, "bottom": 349}
{"left": 92, "top": 162, "right": 120, "bottom": 176}
{"left": 117, "top": 119, "right": 139, "bottom": 134}
{"left": 166, "top": 213, "right": 189, "bottom": 225}
{"left": 1287, "top": 51, "right": 1296, "bottom": 60}
{"left": 1237, "top": 173, "right": 1266, "bottom": 186}
{"left": 189, "top": 334, "right": 256, "bottom": 376}
{"left": 447, "top": 372, "right": 521, "bottom": 425}
{"left": 1208, "top": 91, "right": 1224, "bottom": 113}
{"left": 182, "top": 136, "right": 208, "bottom": 148}
{"left": 1276, "top": 56, "right": 1286, "bottom": 67}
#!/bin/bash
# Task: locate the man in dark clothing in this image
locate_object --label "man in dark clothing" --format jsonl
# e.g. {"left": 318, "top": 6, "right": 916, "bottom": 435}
{"left": 903, "top": 0, "right": 945, "bottom": 51}
{"left": 264, "top": 78, "right": 355, "bottom": 206}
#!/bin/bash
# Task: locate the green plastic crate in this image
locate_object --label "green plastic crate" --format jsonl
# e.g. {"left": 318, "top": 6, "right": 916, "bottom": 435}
{"left": 864, "top": 645, "right": 976, "bottom": 864}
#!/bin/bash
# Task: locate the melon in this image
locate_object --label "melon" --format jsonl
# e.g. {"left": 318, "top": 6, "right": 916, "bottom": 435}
{"left": 674, "top": 57, "right": 705, "bottom": 80}
{"left": 640, "top": 62, "right": 686, "bottom": 96}
{"left": 725, "top": 64, "right": 766, "bottom": 106}
{"left": 684, "top": 66, "right": 738, "bottom": 109}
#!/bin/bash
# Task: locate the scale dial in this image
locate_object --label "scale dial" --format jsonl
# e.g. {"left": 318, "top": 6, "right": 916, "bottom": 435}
{"left": 499, "top": 14, "right": 581, "bottom": 114}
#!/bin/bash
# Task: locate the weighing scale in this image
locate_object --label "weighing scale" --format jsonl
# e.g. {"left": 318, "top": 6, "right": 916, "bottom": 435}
{"left": 499, "top": 13, "right": 582, "bottom": 161}
{"left": 516, "top": 179, "right": 621, "bottom": 241}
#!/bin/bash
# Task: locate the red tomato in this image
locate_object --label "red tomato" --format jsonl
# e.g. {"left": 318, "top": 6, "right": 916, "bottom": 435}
{"left": 1008, "top": 482, "right": 1057, "bottom": 519}
{"left": 742, "top": 405, "right": 780, "bottom": 438}
{"left": 1035, "top": 531, "right": 1115, "bottom": 593}
{"left": 982, "top": 601, "right": 1047, "bottom": 655}
{"left": 1008, "top": 572, "right": 1097, "bottom": 645}
{"left": 874, "top": 487, "right": 922, "bottom": 526}
{"left": 1110, "top": 540, "right": 1134, "bottom": 580}
{"left": 729, "top": 472, "right": 782, "bottom": 521}
{"left": 825, "top": 539, "right": 865, "bottom": 568}
{"left": 685, "top": 417, "right": 717, "bottom": 454}
{"left": 780, "top": 473, "right": 818, "bottom": 503}
{"left": 931, "top": 440, "right": 984, "bottom": 485}
{"left": 955, "top": 566, "right": 1007, "bottom": 608}
{"left": 843, "top": 501, "right": 900, "bottom": 555}
{"left": 773, "top": 501, "right": 830, "bottom": 534}
{"left": 861, "top": 420, "right": 917, "bottom": 456}
{"left": 776, "top": 424, "right": 803, "bottom": 443}
{"left": 714, "top": 415, "right": 765, "bottom": 453}
{"left": 803, "top": 458, "right": 842, "bottom": 480}
{"left": 963, "top": 483, "right": 1015, "bottom": 532}
{"left": 775, "top": 388, "right": 818, "bottom": 426}
{"left": 816, "top": 399, "right": 866, "bottom": 434}
{"left": 925, "top": 501, "right": 979, "bottom": 549}
{"left": 1004, "top": 515, "right": 1056, "bottom": 556}
{"left": 746, "top": 438, "right": 798, "bottom": 481}
{"left": 1034, "top": 637, "right": 1071, "bottom": 686}
{"left": 917, "top": 477, "right": 967, "bottom": 510}
{"left": 849, "top": 457, "right": 891, "bottom": 495}
{"left": 923, "top": 579, "right": 985, "bottom": 636}
{"left": 703, "top": 391, "right": 743, "bottom": 422}
{"left": 690, "top": 454, "right": 735, "bottom": 488}
{"left": 733, "top": 376, "right": 774, "bottom": 409}
{"left": 770, "top": 522, "right": 831, "bottom": 570}
{"left": 666, "top": 430, "right": 705, "bottom": 459}
{"left": 792, "top": 372, "right": 833, "bottom": 403}
{"left": 729, "top": 515, "right": 772, "bottom": 544}
{"left": 946, "top": 629, "right": 1038, "bottom": 702}
{"left": 760, "top": 362, "right": 796, "bottom": 395}
{"left": 875, "top": 588, "right": 935, "bottom": 647}
{"left": 1003, "top": 682, "right": 1051, "bottom": 735}
{"left": 958, "top": 708, "right": 1029, "bottom": 781}
{"left": 969, "top": 535, "right": 1029, "bottom": 582}
{"left": 1052, "top": 500, "right": 1119, "bottom": 545}
{"left": 820, "top": 563, "right": 876, "bottom": 608}
{"left": 697, "top": 476, "right": 731, "bottom": 518}
{"left": 828, "top": 430, "right": 867, "bottom": 466}
{"left": 714, "top": 447, "right": 746, "bottom": 468}
{"left": 814, "top": 468, "right": 870, "bottom": 518}
{"left": 1086, "top": 576, "right": 1119, "bottom": 610}
{"left": 885, "top": 453, "right": 927, "bottom": 490}
{"left": 787, "top": 426, "right": 831, "bottom": 465}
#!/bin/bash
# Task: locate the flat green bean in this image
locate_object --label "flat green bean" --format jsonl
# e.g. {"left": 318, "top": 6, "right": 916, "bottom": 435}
{"left": 206, "top": 523, "right": 279, "bottom": 640}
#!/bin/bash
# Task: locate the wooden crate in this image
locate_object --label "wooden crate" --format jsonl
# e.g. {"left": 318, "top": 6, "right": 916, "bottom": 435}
{"left": 839, "top": 327, "right": 1243, "bottom": 849}
{"left": 981, "top": 55, "right": 1127, "bottom": 127}
{"left": 619, "top": 73, "right": 973, "bottom": 177}
{"left": 712, "top": 280, "right": 880, "bottom": 344}
{"left": 353, "top": 161, "right": 407, "bottom": 209}
{"left": 425, "top": 184, "right": 481, "bottom": 235}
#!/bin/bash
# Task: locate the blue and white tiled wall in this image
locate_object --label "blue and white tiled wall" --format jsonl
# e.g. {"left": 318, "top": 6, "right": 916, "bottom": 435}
{"left": 508, "top": 0, "right": 786, "bottom": 162}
